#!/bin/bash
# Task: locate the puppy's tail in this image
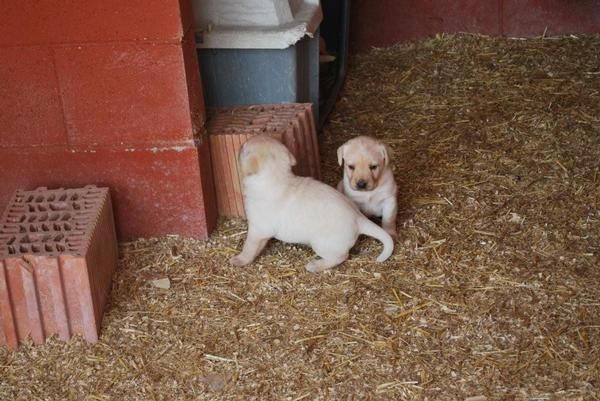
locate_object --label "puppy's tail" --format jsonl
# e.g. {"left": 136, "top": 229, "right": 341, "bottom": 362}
{"left": 358, "top": 217, "right": 394, "bottom": 262}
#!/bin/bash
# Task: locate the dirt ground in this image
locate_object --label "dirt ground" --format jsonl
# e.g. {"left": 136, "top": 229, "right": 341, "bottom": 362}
{"left": 1, "top": 34, "right": 599, "bottom": 401}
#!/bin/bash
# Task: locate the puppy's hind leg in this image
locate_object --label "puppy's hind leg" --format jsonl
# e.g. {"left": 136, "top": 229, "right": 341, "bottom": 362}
{"left": 305, "top": 252, "right": 348, "bottom": 273}
{"left": 381, "top": 199, "right": 398, "bottom": 239}
{"left": 230, "top": 229, "right": 270, "bottom": 267}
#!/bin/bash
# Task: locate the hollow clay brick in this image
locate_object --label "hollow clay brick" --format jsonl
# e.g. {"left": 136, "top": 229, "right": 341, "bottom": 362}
{"left": 207, "top": 104, "right": 321, "bottom": 218}
{"left": 0, "top": 185, "right": 118, "bottom": 350}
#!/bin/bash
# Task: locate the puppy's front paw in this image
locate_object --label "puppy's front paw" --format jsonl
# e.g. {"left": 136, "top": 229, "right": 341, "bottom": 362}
{"left": 230, "top": 255, "right": 249, "bottom": 267}
{"left": 306, "top": 259, "right": 340, "bottom": 273}
{"left": 306, "top": 260, "right": 326, "bottom": 273}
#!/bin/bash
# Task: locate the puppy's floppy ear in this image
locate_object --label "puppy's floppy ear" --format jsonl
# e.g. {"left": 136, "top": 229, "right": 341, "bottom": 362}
{"left": 379, "top": 143, "right": 392, "bottom": 166}
{"left": 239, "top": 153, "right": 261, "bottom": 177}
{"left": 288, "top": 151, "right": 297, "bottom": 167}
{"left": 337, "top": 144, "right": 345, "bottom": 166}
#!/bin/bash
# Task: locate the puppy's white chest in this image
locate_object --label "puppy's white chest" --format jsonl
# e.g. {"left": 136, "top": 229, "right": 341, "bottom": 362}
{"left": 349, "top": 191, "right": 385, "bottom": 217}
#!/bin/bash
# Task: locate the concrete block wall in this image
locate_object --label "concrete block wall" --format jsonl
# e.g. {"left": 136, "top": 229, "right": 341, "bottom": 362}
{"left": 0, "top": 0, "right": 217, "bottom": 240}
{"left": 351, "top": 0, "right": 600, "bottom": 52}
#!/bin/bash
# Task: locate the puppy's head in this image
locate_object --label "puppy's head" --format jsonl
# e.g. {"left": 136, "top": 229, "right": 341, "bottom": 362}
{"left": 337, "top": 136, "right": 390, "bottom": 191}
{"left": 239, "top": 135, "right": 296, "bottom": 177}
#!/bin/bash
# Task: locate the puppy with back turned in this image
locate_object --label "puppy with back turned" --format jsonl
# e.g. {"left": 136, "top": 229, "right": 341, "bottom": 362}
{"left": 337, "top": 136, "right": 398, "bottom": 238}
{"left": 230, "top": 135, "right": 394, "bottom": 272}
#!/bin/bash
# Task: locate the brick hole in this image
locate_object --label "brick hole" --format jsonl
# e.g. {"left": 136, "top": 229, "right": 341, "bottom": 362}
{"left": 61, "top": 213, "right": 71, "bottom": 221}
{"left": 63, "top": 223, "right": 72, "bottom": 231}
{"left": 71, "top": 194, "right": 79, "bottom": 201}
{"left": 49, "top": 213, "right": 60, "bottom": 221}
{"left": 35, "top": 195, "right": 44, "bottom": 203}
{"left": 19, "top": 225, "right": 26, "bottom": 233}
{"left": 54, "top": 233, "right": 64, "bottom": 242}
{"left": 59, "top": 194, "right": 67, "bottom": 202}
{"left": 26, "top": 195, "right": 34, "bottom": 202}
{"left": 44, "top": 244, "right": 53, "bottom": 252}
{"left": 49, "top": 202, "right": 69, "bottom": 211}
{"left": 31, "top": 244, "right": 41, "bottom": 253}
{"left": 39, "top": 214, "right": 48, "bottom": 222}
{"left": 28, "top": 205, "right": 35, "bottom": 213}
{"left": 72, "top": 203, "right": 81, "bottom": 210}
{"left": 37, "top": 204, "right": 47, "bottom": 212}
{"left": 29, "top": 224, "right": 38, "bottom": 232}
{"left": 0, "top": 225, "right": 16, "bottom": 234}
{"left": 53, "top": 223, "right": 62, "bottom": 231}
{"left": 8, "top": 245, "right": 16, "bottom": 255}
{"left": 47, "top": 194, "right": 56, "bottom": 202}
{"left": 19, "top": 244, "right": 30, "bottom": 253}
{"left": 41, "top": 223, "right": 50, "bottom": 232}
{"left": 19, "top": 215, "right": 27, "bottom": 223}
{"left": 55, "top": 243, "right": 66, "bottom": 252}
{"left": 7, "top": 236, "right": 16, "bottom": 245}
{"left": 28, "top": 215, "right": 37, "bottom": 223}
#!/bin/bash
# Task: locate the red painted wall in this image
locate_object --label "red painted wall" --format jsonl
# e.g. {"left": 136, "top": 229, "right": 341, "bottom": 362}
{"left": 351, "top": 0, "right": 600, "bottom": 52}
{"left": 0, "top": 0, "right": 217, "bottom": 240}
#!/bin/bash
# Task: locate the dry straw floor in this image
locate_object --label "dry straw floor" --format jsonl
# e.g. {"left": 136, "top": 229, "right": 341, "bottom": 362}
{"left": 2, "top": 34, "right": 599, "bottom": 401}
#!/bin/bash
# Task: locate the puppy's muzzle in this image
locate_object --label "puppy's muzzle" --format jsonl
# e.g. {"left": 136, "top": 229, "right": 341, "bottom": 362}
{"left": 355, "top": 179, "right": 368, "bottom": 190}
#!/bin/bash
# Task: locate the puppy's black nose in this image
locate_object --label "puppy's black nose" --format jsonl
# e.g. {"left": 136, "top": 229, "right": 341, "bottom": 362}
{"left": 356, "top": 179, "right": 368, "bottom": 189}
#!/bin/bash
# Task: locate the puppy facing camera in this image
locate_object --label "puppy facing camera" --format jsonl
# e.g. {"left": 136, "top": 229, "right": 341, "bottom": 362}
{"left": 231, "top": 135, "right": 394, "bottom": 272}
{"left": 337, "top": 136, "right": 398, "bottom": 238}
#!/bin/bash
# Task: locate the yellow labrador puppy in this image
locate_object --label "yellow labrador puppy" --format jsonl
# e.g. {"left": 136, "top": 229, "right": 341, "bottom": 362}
{"left": 231, "top": 135, "right": 394, "bottom": 272}
{"left": 337, "top": 136, "right": 398, "bottom": 238}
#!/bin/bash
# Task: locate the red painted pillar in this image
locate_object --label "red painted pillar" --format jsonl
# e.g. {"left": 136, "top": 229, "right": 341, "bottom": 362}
{"left": 0, "top": 0, "right": 217, "bottom": 239}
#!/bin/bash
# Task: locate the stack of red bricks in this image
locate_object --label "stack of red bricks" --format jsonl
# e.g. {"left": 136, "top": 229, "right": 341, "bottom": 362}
{"left": 0, "top": 186, "right": 118, "bottom": 350}
{"left": 207, "top": 104, "right": 321, "bottom": 217}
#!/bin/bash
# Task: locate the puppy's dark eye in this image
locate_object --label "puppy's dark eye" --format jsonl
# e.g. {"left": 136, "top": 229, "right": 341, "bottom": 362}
{"left": 369, "top": 165, "right": 378, "bottom": 171}
{"left": 348, "top": 165, "right": 355, "bottom": 171}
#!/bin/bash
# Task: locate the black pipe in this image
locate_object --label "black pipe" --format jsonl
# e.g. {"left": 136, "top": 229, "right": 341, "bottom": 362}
{"left": 318, "top": 0, "right": 350, "bottom": 129}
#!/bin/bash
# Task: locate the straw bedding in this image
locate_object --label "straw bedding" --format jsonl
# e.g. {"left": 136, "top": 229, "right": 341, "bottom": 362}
{"left": 1, "top": 34, "right": 599, "bottom": 401}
